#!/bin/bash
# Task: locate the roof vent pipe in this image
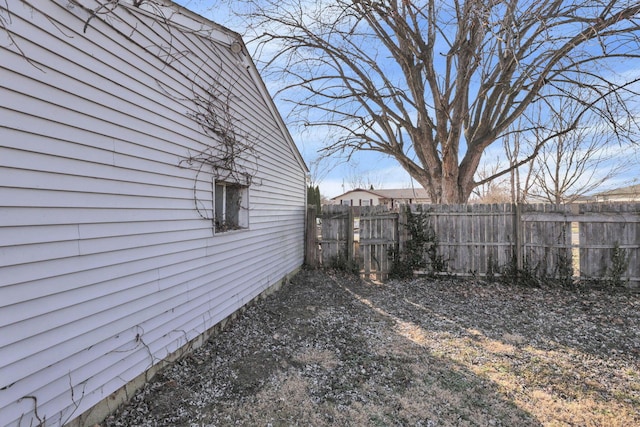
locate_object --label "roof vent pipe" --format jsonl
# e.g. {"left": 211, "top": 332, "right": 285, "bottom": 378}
{"left": 230, "top": 41, "right": 242, "bottom": 53}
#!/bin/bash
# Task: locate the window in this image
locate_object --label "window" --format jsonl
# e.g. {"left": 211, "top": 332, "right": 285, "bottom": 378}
{"left": 214, "top": 181, "right": 248, "bottom": 233}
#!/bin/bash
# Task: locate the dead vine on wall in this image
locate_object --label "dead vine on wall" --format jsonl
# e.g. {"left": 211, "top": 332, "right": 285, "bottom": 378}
{"left": 70, "top": 0, "right": 261, "bottom": 224}
{"left": 174, "top": 31, "right": 261, "bottom": 226}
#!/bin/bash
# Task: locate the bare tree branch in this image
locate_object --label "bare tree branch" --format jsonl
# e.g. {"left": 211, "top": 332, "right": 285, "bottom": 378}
{"left": 232, "top": 0, "right": 640, "bottom": 202}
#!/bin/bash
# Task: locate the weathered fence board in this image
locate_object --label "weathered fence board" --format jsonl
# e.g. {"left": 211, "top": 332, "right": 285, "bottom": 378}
{"left": 359, "top": 206, "right": 398, "bottom": 280}
{"left": 318, "top": 205, "right": 353, "bottom": 266}
{"left": 307, "top": 203, "right": 640, "bottom": 286}
{"left": 579, "top": 203, "right": 640, "bottom": 285}
{"left": 408, "top": 204, "right": 516, "bottom": 277}
{"left": 520, "top": 204, "right": 573, "bottom": 279}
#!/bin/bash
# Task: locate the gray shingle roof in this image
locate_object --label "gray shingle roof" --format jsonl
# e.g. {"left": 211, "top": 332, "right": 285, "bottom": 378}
{"left": 332, "top": 188, "right": 430, "bottom": 200}
{"left": 593, "top": 183, "right": 640, "bottom": 197}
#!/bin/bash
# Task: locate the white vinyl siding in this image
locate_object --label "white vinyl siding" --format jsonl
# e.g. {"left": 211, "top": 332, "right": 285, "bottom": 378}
{"left": 0, "top": 1, "right": 307, "bottom": 426}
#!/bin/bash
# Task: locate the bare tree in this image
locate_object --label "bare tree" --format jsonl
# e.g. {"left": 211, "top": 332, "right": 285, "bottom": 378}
{"left": 307, "top": 156, "right": 334, "bottom": 188}
{"left": 345, "top": 163, "right": 385, "bottom": 190}
{"left": 232, "top": 0, "right": 640, "bottom": 203}
{"left": 527, "top": 97, "right": 634, "bottom": 204}
{"left": 471, "top": 157, "right": 511, "bottom": 203}
{"left": 503, "top": 123, "right": 536, "bottom": 203}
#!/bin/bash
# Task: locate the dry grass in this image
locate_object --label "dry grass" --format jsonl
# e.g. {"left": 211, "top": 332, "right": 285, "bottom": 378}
{"left": 104, "top": 269, "right": 640, "bottom": 426}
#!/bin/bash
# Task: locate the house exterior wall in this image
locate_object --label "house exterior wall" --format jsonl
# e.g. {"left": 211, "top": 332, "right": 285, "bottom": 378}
{"left": 332, "top": 189, "right": 431, "bottom": 208}
{"left": 0, "top": 1, "right": 307, "bottom": 426}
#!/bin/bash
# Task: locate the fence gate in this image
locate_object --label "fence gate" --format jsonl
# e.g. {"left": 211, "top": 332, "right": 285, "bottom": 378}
{"left": 359, "top": 206, "right": 398, "bottom": 280}
{"left": 318, "top": 205, "right": 353, "bottom": 267}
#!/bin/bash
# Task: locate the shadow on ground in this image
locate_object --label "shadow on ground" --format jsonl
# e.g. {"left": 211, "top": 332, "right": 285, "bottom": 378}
{"left": 104, "top": 269, "right": 639, "bottom": 426}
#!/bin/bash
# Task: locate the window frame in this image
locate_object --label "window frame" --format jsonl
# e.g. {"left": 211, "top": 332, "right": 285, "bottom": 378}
{"left": 213, "top": 179, "right": 249, "bottom": 233}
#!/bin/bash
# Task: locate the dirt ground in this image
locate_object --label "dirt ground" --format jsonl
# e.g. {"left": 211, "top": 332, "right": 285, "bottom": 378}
{"left": 103, "top": 269, "right": 640, "bottom": 426}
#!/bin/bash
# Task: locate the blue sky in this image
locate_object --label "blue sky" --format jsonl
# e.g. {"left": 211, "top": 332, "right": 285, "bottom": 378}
{"left": 173, "top": 0, "right": 639, "bottom": 200}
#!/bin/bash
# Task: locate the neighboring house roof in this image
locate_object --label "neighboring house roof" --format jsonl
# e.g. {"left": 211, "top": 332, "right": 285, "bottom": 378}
{"left": 332, "top": 187, "right": 430, "bottom": 201}
{"left": 373, "top": 188, "right": 431, "bottom": 200}
{"left": 331, "top": 188, "right": 380, "bottom": 200}
{"left": 592, "top": 183, "right": 640, "bottom": 198}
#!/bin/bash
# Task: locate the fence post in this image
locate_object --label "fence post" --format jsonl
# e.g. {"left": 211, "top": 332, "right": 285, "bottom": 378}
{"left": 305, "top": 205, "right": 318, "bottom": 267}
{"left": 397, "top": 205, "right": 407, "bottom": 261}
{"left": 347, "top": 207, "right": 355, "bottom": 262}
{"left": 514, "top": 203, "right": 523, "bottom": 271}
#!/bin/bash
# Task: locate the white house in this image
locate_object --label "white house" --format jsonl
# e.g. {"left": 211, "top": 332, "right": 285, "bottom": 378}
{"left": 332, "top": 187, "right": 431, "bottom": 208}
{"left": 0, "top": 1, "right": 307, "bottom": 426}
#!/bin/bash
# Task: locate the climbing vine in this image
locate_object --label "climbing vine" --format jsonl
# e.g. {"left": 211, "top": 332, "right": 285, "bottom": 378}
{"left": 67, "top": 0, "right": 261, "bottom": 227}
{"left": 179, "top": 64, "right": 260, "bottom": 228}
{"left": 606, "top": 242, "right": 629, "bottom": 288}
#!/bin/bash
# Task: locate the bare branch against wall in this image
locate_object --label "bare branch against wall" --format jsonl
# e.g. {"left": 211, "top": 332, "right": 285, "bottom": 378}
{"left": 0, "top": 1, "right": 46, "bottom": 71}
{"left": 59, "top": 0, "right": 261, "bottom": 226}
{"left": 180, "top": 64, "right": 260, "bottom": 224}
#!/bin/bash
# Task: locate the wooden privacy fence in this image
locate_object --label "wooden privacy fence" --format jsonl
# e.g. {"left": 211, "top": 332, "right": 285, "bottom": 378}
{"left": 305, "top": 203, "right": 640, "bottom": 286}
